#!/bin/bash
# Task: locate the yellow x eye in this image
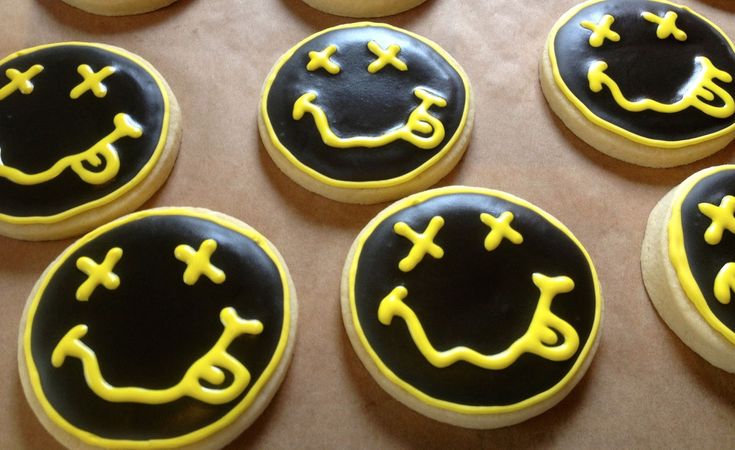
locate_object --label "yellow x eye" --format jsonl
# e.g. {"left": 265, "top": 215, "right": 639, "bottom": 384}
{"left": 70, "top": 64, "right": 116, "bottom": 99}
{"left": 0, "top": 65, "right": 44, "bottom": 101}
{"left": 367, "top": 41, "right": 408, "bottom": 73}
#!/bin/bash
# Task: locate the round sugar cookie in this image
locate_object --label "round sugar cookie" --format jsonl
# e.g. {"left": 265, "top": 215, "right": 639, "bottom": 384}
{"left": 341, "top": 186, "right": 603, "bottom": 428}
{"left": 302, "top": 0, "right": 427, "bottom": 18}
{"left": 259, "top": 22, "right": 473, "bottom": 204}
{"left": 642, "top": 165, "right": 735, "bottom": 372}
{"left": 0, "top": 42, "right": 181, "bottom": 241}
{"left": 19, "top": 207, "right": 297, "bottom": 449}
{"left": 540, "top": 0, "right": 735, "bottom": 167}
{"left": 61, "top": 0, "right": 178, "bottom": 16}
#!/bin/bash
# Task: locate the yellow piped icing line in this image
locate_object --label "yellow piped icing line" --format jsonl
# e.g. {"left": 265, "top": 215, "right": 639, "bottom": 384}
{"left": 51, "top": 307, "right": 263, "bottom": 405}
{"left": 547, "top": 0, "right": 735, "bottom": 148}
{"left": 367, "top": 41, "right": 408, "bottom": 73}
{"left": 580, "top": 14, "right": 621, "bottom": 47}
{"left": 293, "top": 87, "right": 447, "bottom": 150}
{"left": 480, "top": 211, "right": 523, "bottom": 251}
{"left": 714, "top": 262, "right": 735, "bottom": 305}
{"left": 587, "top": 56, "right": 734, "bottom": 119}
{"left": 668, "top": 165, "right": 735, "bottom": 344}
{"left": 348, "top": 186, "right": 602, "bottom": 414}
{"left": 377, "top": 274, "right": 579, "bottom": 370}
{"left": 0, "top": 42, "right": 170, "bottom": 225}
{"left": 75, "top": 247, "right": 122, "bottom": 302}
{"left": 641, "top": 10, "right": 687, "bottom": 41}
{"left": 0, "top": 64, "right": 43, "bottom": 100}
{"left": 306, "top": 45, "right": 340, "bottom": 75}
{"left": 261, "top": 22, "right": 471, "bottom": 189}
{"left": 70, "top": 64, "right": 116, "bottom": 99}
{"left": 393, "top": 216, "right": 445, "bottom": 272}
{"left": 698, "top": 195, "right": 735, "bottom": 245}
{"left": 22, "top": 208, "right": 293, "bottom": 448}
{"left": 174, "top": 238, "right": 226, "bottom": 285}
{"left": 0, "top": 113, "right": 142, "bottom": 186}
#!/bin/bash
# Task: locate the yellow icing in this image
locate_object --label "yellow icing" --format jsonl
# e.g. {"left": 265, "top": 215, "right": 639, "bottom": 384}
{"left": 642, "top": 10, "right": 687, "bottom": 41}
{"left": 587, "top": 56, "right": 734, "bottom": 119}
{"left": 580, "top": 14, "right": 621, "bottom": 47}
{"left": 0, "top": 64, "right": 43, "bottom": 100}
{"left": 714, "top": 262, "right": 735, "bottom": 305}
{"left": 367, "top": 41, "right": 407, "bottom": 73}
{"left": 22, "top": 208, "right": 293, "bottom": 448}
{"left": 70, "top": 64, "right": 116, "bottom": 99}
{"left": 393, "top": 216, "right": 445, "bottom": 272}
{"left": 377, "top": 274, "right": 578, "bottom": 370}
{"left": 260, "top": 22, "right": 471, "bottom": 189}
{"left": 547, "top": 0, "right": 735, "bottom": 148}
{"left": 174, "top": 238, "right": 226, "bottom": 285}
{"left": 51, "top": 307, "right": 262, "bottom": 405}
{"left": 0, "top": 113, "right": 142, "bottom": 186}
{"left": 697, "top": 195, "right": 735, "bottom": 245}
{"left": 347, "top": 186, "right": 602, "bottom": 414}
{"left": 668, "top": 165, "right": 735, "bottom": 345}
{"left": 293, "top": 87, "right": 446, "bottom": 150}
{"left": 306, "top": 45, "right": 340, "bottom": 75}
{"left": 0, "top": 42, "right": 170, "bottom": 225}
{"left": 75, "top": 247, "right": 123, "bottom": 302}
{"left": 480, "top": 211, "right": 523, "bottom": 251}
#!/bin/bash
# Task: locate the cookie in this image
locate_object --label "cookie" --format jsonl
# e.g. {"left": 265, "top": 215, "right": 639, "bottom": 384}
{"left": 642, "top": 165, "right": 735, "bottom": 372}
{"left": 540, "top": 0, "right": 735, "bottom": 167}
{"left": 61, "top": 0, "right": 178, "bottom": 16}
{"left": 18, "top": 207, "right": 297, "bottom": 449}
{"left": 0, "top": 42, "right": 181, "bottom": 240}
{"left": 341, "top": 186, "right": 603, "bottom": 428}
{"left": 259, "top": 22, "right": 473, "bottom": 204}
{"left": 301, "top": 0, "right": 427, "bottom": 18}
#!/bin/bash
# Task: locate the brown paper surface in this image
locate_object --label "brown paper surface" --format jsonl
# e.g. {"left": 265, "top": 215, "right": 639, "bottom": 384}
{"left": 1, "top": 0, "right": 734, "bottom": 448}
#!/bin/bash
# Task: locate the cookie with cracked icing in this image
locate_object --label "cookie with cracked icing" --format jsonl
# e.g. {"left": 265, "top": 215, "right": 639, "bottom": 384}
{"left": 341, "top": 186, "right": 603, "bottom": 428}
{"left": 61, "top": 0, "right": 178, "bottom": 16}
{"left": 642, "top": 165, "right": 735, "bottom": 372}
{"left": 19, "top": 207, "right": 298, "bottom": 449}
{"left": 540, "top": 0, "right": 735, "bottom": 167}
{"left": 258, "top": 22, "right": 473, "bottom": 204}
{"left": 0, "top": 42, "right": 181, "bottom": 240}
{"left": 302, "top": 0, "right": 427, "bottom": 18}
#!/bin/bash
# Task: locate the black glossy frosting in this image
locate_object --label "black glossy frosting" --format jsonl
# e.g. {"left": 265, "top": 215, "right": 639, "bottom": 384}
{"left": 28, "top": 213, "right": 286, "bottom": 440}
{"left": 265, "top": 24, "right": 467, "bottom": 182}
{"left": 353, "top": 192, "right": 598, "bottom": 406}
{"left": 553, "top": 0, "right": 735, "bottom": 141}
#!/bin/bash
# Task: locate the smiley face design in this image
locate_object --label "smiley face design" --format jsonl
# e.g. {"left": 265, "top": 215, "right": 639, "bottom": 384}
{"left": 342, "top": 187, "right": 602, "bottom": 426}
{"left": 20, "top": 208, "right": 295, "bottom": 448}
{"left": 259, "top": 22, "right": 471, "bottom": 203}
{"left": 0, "top": 43, "right": 176, "bottom": 237}
{"left": 548, "top": 0, "right": 735, "bottom": 148}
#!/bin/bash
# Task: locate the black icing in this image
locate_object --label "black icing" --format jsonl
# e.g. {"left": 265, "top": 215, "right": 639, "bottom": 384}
{"left": 352, "top": 192, "right": 598, "bottom": 407}
{"left": 29, "top": 213, "right": 286, "bottom": 441}
{"left": 265, "top": 24, "right": 467, "bottom": 182}
{"left": 553, "top": 0, "right": 735, "bottom": 141}
{"left": 680, "top": 168, "right": 735, "bottom": 332}
{"left": 0, "top": 43, "right": 165, "bottom": 218}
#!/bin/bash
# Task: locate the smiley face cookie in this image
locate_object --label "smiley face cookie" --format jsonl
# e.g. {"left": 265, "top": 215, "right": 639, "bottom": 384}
{"left": 61, "top": 0, "right": 178, "bottom": 16}
{"left": 642, "top": 165, "right": 735, "bottom": 372}
{"left": 341, "top": 186, "right": 603, "bottom": 428}
{"left": 19, "top": 208, "right": 297, "bottom": 449}
{"left": 0, "top": 43, "right": 181, "bottom": 240}
{"left": 541, "top": 0, "right": 735, "bottom": 167}
{"left": 259, "top": 22, "right": 473, "bottom": 204}
{"left": 301, "top": 0, "right": 427, "bottom": 18}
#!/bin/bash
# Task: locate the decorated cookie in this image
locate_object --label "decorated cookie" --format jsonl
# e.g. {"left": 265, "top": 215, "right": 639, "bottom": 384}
{"left": 258, "top": 22, "right": 473, "bottom": 204}
{"left": 301, "top": 0, "right": 427, "bottom": 18}
{"left": 642, "top": 165, "right": 735, "bottom": 372}
{"left": 540, "top": 0, "right": 735, "bottom": 167}
{"left": 61, "top": 0, "right": 178, "bottom": 16}
{"left": 0, "top": 42, "right": 181, "bottom": 240}
{"left": 341, "top": 186, "right": 603, "bottom": 428}
{"left": 19, "top": 208, "right": 297, "bottom": 449}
